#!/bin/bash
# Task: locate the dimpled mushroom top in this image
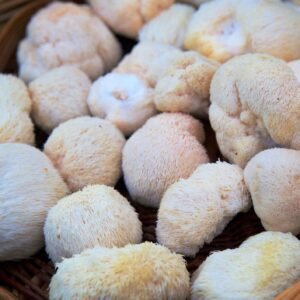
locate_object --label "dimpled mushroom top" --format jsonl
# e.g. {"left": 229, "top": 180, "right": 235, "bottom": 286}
{"left": 0, "top": 143, "right": 68, "bottom": 261}
{"left": 49, "top": 242, "right": 190, "bottom": 300}
{"left": 89, "top": 0, "right": 174, "bottom": 38}
{"left": 209, "top": 53, "right": 300, "bottom": 168}
{"left": 29, "top": 66, "right": 91, "bottom": 133}
{"left": 44, "top": 116, "right": 125, "bottom": 192}
{"left": 44, "top": 185, "right": 142, "bottom": 263}
{"left": 18, "top": 2, "right": 122, "bottom": 83}
{"left": 184, "top": 0, "right": 300, "bottom": 63}
{"left": 244, "top": 148, "right": 300, "bottom": 235}
{"left": 157, "top": 161, "right": 251, "bottom": 257}
{"left": 191, "top": 231, "right": 300, "bottom": 300}
{"left": 0, "top": 74, "right": 34, "bottom": 145}
{"left": 139, "top": 4, "right": 195, "bottom": 48}
{"left": 123, "top": 113, "right": 209, "bottom": 208}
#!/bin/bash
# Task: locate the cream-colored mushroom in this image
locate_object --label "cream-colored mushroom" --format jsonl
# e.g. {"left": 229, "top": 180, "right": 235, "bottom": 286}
{"left": 0, "top": 143, "right": 68, "bottom": 261}
{"left": 49, "top": 242, "right": 189, "bottom": 300}
{"left": 29, "top": 66, "right": 91, "bottom": 133}
{"left": 244, "top": 148, "right": 300, "bottom": 235}
{"left": 44, "top": 116, "right": 125, "bottom": 192}
{"left": 288, "top": 59, "right": 300, "bottom": 82}
{"left": 123, "top": 113, "right": 209, "bottom": 208}
{"left": 89, "top": 0, "right": 174, "bottom": 38}
{"left": 209, "top": 53, "right": 300, "bottom": 167}
{"left": 154, "top": 51, "right": 219, "bottom": 117}
{"left": 87, "top": 73, "right": 156, "bottom": 136}
{"left": 44, "top": 185, "right": 142, "bottom": 263}
{"left": 157, "top": 161, "right": 251, "bottom": 256}
{"left": 139, "top": 4, "right": 195, "bottom": 48}
{"left": 18, "top": 2, "right": 121, "bottom": 82}
{"left": 191, "top": 231, "right": 300, "bottom": 300}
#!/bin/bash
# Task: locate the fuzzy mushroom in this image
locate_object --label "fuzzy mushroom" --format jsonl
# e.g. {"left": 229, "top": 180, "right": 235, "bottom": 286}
{"left": 49, "top": 242, "right": 189, "bottom": 300}
{"left": 87, "top": 73, "right": 156, "bottom": 136}
{"left": 191, "top": 231, "right": 300, "bottom": 300}
{"left": 154, "top": 51, "right": 219, "bottom": 117}
{"left": 288, "top": 59, "right": 300, "bottom": 82}
{"left": 114, "top": 42, "right": 181, "bottom": 87}
{"left": 44, "top": 185, "right": 142, "bottom": 263}
{"left": 0, "top": 143, "right": 69, "bottom": 261}
{"left": 18, "top": 2, "right": 122, "bottom": 82}
{"left": 184, "top": 0, "right": 300, "bottom": 63}
{"left": 209, "top": 53, "right": 300, "bottom": 167}
{"left": 123, "top": 113, "right": 209, "bottom": 207}
{"left": 44, "top": 116, "right": 125, "bottom": 192}
{"left": 244, "top": 148, "right": 300, "bottom": 235}
{"left": 157, "top": 161, "right": 251, "bottom": 257}
{"left": 89, "top": 0, "right": 174, "bottom": 38}
{"left": 139, "top": 4, "right": 195, "bottom": 48}
{"left": 29, "top": 66, "right": 91, "bottom": 133}
{"left": 0, "top": 74, "right": 34, "bottom": 145}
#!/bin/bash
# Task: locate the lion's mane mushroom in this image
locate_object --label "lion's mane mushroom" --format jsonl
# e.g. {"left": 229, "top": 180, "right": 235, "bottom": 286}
{"left": 191, "top": 231, "right": 300, "bottom": 300}
{"left": 29, "top": 66, "right": 91, "bottom": 133}
{"left": 18, "top": 2, "right": 121, "bottom": 83}
{"left": 87, "top": 73, "right": 156, "bottom": 136}
{"left": 244, "top": 148, "right": 300, "bottom": 235}
{"left": 184, "top": 0, "right": 300, "bottom": 63}
{"left": 49, "top": 242, "right": 189, "bottom": 300}
{"left": 123, "top": 113, "right": 209, "bottom": 208}
{"left": 114, "top": 42, "right": 181, "bottom": 87}
{"left": 0, "top": 143, "right": 68, "bottom": 261}
{"left": 44, "top": 185, "right": 142, "bottom": 263}
{"left": 89, "top": 0, "right": 174, "bottom": 38}
{"left": 44, "top": 116, "right": 125, "bottom": 192}
{"left": 0, "top": 74, "right": 34, "bottom": 145}
{"left": 139, "top": 4, "right": 195, "bottom": 48}
{"left": 209, "top": 53, "right": 300, "bottom": 168}
{"left": 154, "top": 51, "right": 219, "bottom": 117}
{"left": 157, "top": 161, "right": 251, "bottom": 257}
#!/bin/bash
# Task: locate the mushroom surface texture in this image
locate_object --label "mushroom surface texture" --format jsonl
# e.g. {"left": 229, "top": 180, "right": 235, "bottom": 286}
{"left": 49, "top": 242, "right": 189, "bottom": 300}
{"left": 157, "top": 161, "right": 251, "bottom": 256}
{"left": 209, "top": 53, "right": 300, "bottom": 168}
{"left": 87, "top": 73, "right": 156, "bottom": 136}
{"left": 288, "top": 59, "right": 300, "bottom": 82}
{"left": 123, "top": 113, "right": 209, "bottom": 208}
{"left": 139, "top": 4, "right": 195, "bottom": 48}
{"left": 44, "top": 185, "right": 142, "bottom": 263}
{"left": 114, "top": 42, "right": 181, "bottom": 87}
{"left": 0, "top": 143, "right": 69, "bottom": 261}
{"left": 44, "top": 116, "right": 125, "bottom": 192}
{"left": 18, "top": 2, "right": 121, "bottom": 82}
{"left": 154, "top": 51, "right": 219, "bottom": 117}
{"left": 184, "top": 0, "right": 300, "bottom": 62}
{"left": 191, "top": 231, "right": 300, "bottom": 300}
{"left": 0, "top": 74, "right": 34, "bottom": 145}
{"left": 244, "top": 148, "right": 300, "bottom": 235}
{"left": 29, "top": 66, "right": 91, "bottom": 133}
{"left": 89, "top": 0, "right": 174, "bottom": 38}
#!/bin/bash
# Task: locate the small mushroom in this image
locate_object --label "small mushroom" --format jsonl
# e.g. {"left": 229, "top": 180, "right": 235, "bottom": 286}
{"left": 44, "top": 116, "right": 125, "bottom": 192}
{"left": 49, "top": 242, "right": 190, "bottom": 300}
{"left": 191, "top": 231, "right": 300, "bottom": 300}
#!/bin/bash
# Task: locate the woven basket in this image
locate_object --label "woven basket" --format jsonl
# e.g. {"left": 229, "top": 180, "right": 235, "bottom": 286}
{"left": 0, "top": 1, "right": 298, "bottom": 299}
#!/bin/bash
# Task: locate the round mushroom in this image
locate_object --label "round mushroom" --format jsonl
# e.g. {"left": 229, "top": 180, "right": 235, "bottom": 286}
{"left": 0, "top": 143, "right": 69, "bottom": 261}
{"left": 209, "top": 53, "right": 300, "bottom": 167}
{"left": 244, "top": 148, "right": 300, "bottom": 235}
{"left": 29, "top": 66, "right": 91, "bottom": 133}
{"left": 44, "top": 185, "right": 142, "bottom": 263}
{"left": 44, "top": 116, "right": 125, "bottom": 192}
{"left": 18, "top": 2, "right": 121, "bottom": 82}
{"left": 157, "top": 161, "right": 251, "bottom": 256}
{"left": 49, "top": 242, "right": 189, "bottom": 300}
{"left": 191, "top": 231, "right": 300, "bottom": 300}
{"left": 87, "top": 73, "right": 156, "bottom": 136}
{"left": 123, "top": 113, "right": 209, "bottom": 207}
